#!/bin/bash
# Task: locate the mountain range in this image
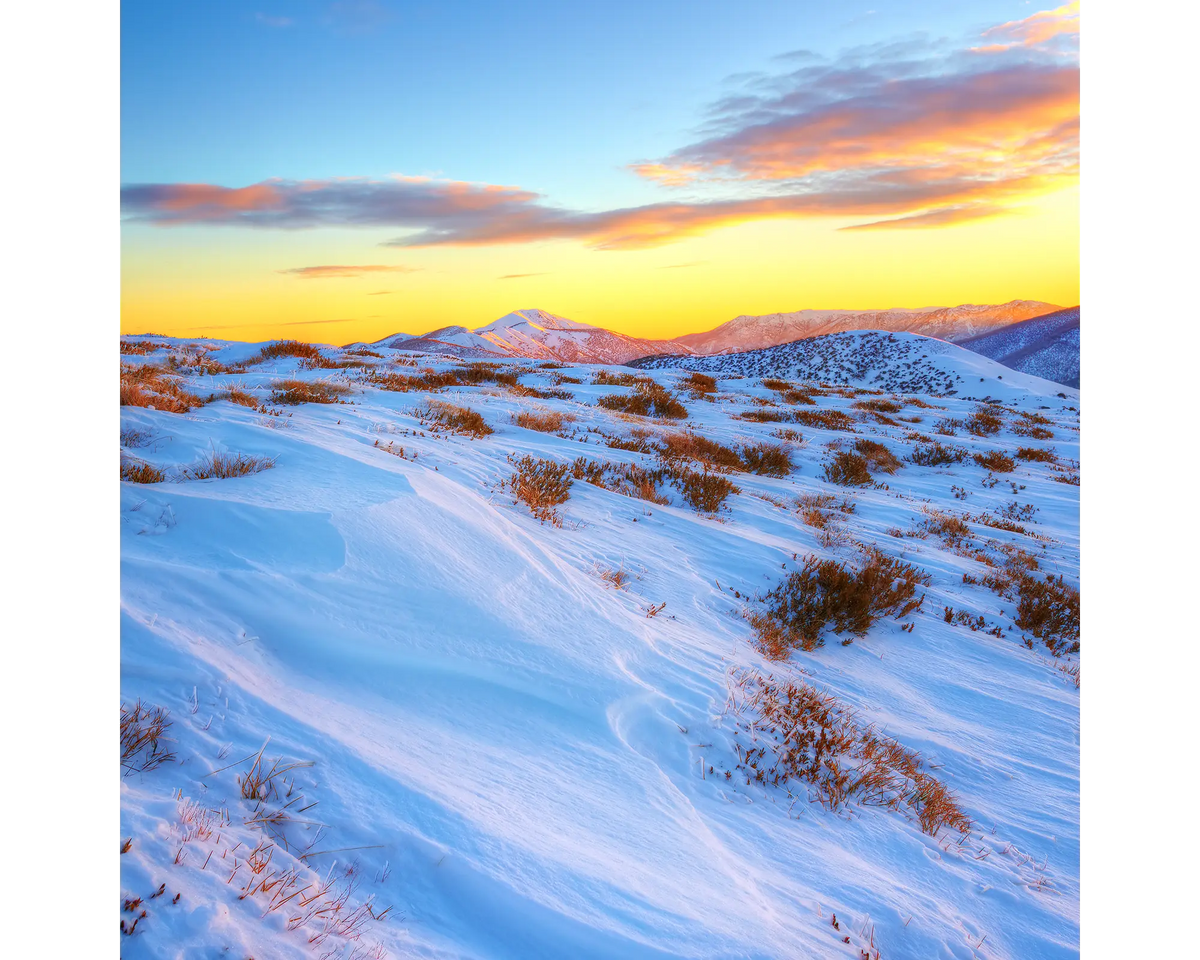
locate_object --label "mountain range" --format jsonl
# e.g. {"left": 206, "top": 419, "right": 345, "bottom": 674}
{"left": 368, "top": 301, "right": 1078, "bottom": 384}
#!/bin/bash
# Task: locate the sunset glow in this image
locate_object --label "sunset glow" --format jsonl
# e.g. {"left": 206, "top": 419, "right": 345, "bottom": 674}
{"left": 121, "top": 1, "right": 1079, "bottom": 343}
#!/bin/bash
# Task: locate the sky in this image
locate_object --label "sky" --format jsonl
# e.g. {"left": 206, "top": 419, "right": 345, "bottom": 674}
{"left": 120, "top": 1, "right": 1080, "bottom": 343}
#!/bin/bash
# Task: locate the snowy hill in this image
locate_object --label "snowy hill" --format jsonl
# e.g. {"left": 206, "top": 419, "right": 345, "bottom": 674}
{"left": 633, "top": 329, "right": 1078, "bottom": 402}
{"left": 678, "top": 301, "right": 1062, "bottom": 355}
{"left": 120, "top": 335, "right": 1079, "bottom": 960}
{"left": 958, "top": 307, "right": 1081, "bottom": 388}
{"left": 376, "top": 309, "right": 694, "bottom": 364}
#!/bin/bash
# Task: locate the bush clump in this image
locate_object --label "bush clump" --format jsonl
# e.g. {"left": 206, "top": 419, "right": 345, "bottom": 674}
{"left": 415, "top": 400, "right": 493, "bottom": 438}
{"left": 822, "top": 451, "right": 873, "bottom": 486}
{"left": 973, "top": 450, "right": 1016, "bottom": 472}
{"left": 669, "top": 467, "right": 739, "bottom": 514}
{"left": 749, "top": 551, "right": 929, "bottom": 654}
{"left": 506, "top": 455, "right": 573, "bottom": 526}
{"left": 909, "top": 441, "right": 968, "bottom": 466}
{"left": 269, "top": 379, "right": 350, "bottom": 405}
{"left": 853, "top": 439, "right": 902, "bottom": 474}
{"left": 598, "top": 382, "right": 688, "bottom": 419}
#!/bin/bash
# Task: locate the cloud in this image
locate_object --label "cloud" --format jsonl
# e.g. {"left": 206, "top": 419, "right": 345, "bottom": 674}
{"left": 498, "top": 273, "right": 547, "bottom": 279}
{"left": 255, "top": 13, "right": 294, "bottom": 28}
{"left": 278, "top": 264, "right": 420, "bottom": 279}
{"left": 121, "top": 7, "right": 1078, "bottom": 248}
{"left": 978, "top": 2, "right": 1080, "bottom": 52}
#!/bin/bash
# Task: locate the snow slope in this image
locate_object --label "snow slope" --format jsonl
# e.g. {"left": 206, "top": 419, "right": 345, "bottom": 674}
{"left": 120, "top": 337, "right": 1079, "bottom": 960}
{"left": 958, "top": 308, "right": 1081, "bottom": 389}
{"left": 633, "top": 330, "right": 1078, "bottom": 403}
{"left": 677, "top": 301, "right": 1062, "bottom": 355}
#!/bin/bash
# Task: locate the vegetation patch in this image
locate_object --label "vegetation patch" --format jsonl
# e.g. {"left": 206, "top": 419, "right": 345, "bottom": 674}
{"left": 184, "top": 449, "right": 277, "bottom": 480}
{"left": 598, "top": 382, "right": 688, "bottom": 419}
{"left": 748, "top": 550, "right": 928, "bottom": 654}
{"left": 853, "top": 439, "right": 902, "bottom": 474}
{"left": 909, "top": 441, "right": 968, "bottom": 466}
{"left": 822, "top": 451, "right": 873, "bottom": 486}
{"left": 415, "top": 400, "right": 493, "bottom": 438}
{"left": 973, "top": 450, "right": 1016, "bottom": 472}
{"left": 506, "top": 455, "right": 573, "bottom": 526}
{"left": 269, "top": 379, "right": 351, "bottom": 405}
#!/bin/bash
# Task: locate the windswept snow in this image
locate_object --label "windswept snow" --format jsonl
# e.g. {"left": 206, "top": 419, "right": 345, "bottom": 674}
{"left": 120, "top": 337, "right": 1080, "bottom": 960}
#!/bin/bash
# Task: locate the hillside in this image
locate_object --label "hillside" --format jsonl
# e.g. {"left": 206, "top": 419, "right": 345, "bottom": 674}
{"left": 677, "top": 301, "right": 1062, "bottom": 355}
{"left": 632, "top": 330, "right": 1078, "bottom": 402}
{"left": 120, "top": 335, "right": 1079, "bottom": 960}
{"left": 958, "top": 307, "right": 1081, "bottom": 388}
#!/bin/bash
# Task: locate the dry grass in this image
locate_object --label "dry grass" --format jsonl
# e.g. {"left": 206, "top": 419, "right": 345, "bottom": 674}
{"left": 592, "top": 370, "right": 650, "bottom": 387}
{"left": 598, "top": 381, "right": 688, "bottom": 419}
{"left": 822, "top": 451, "right": 873, "bottom": 486}
{"left": 853, "top": 398, "right": 903, "bottom": 415}
{"left": 506, "top": 455, "right": 573, "bottom": 525}
{"left": 669, "top": 467, "right": 740, "bottom": 513}
{"left": 682, "top": 371, "right": 718, "bottom": 395}
{"left": 740, "top": 442, "right": 793, "bottom": 477}
{"left": 415, "top": 399, "right": 493, "bottom": 438}
{"left": 514, "top": 409, "right": 574, "bottom": 433}
{"left": 121, "top": 700, "right": 175, "bottom": 775}
{"left": 121, "top": 456, "right": 166, "bottom": 484}
{"left": 965, "top": 405, "right": 1004, "bottom": 436}
{"left": 658, "top": 431, "right": 743, "bottom": 473}
{"left": 120, "top": 364, "right": 207, "bottom": 413}
{"left": 1014, "top": 573, "right": 1080, "bottom": 654}
{"left": 121, "top": 339, "right": 167, "bottom": 355}
{"left": 269, "top": 379, "right": 351, "bottom": 405}
{"left": 242, "top": 340, "right": 325, "bottom": 365}
{"left": 184, "top": 449, "right": 277, "bottom": 480}
{"left": 571, "top": 458, "right": 670, "bottom": 504}
{"left": 728, "top": 671, "right": 970, "bottom": 836}
{"left": 909, "top": 441, "right": 968, "bottom": 466}
{"left": 213, "top": 387, "right": 260, "bottom": 408}
{"left": 973, "top": 450, "right": 1016, "bottom": 472}
{"left": 595, "top": 564, "right": 633, "bottom": 589}
{"left": 793, "top": 409, "right": 857, "bottom": 432}
{"left": 1016, "top": 446, "right": 1058, "bottom": 463}
{"left": 853, "top": 439, "right": 902, "bottom": 474}
{"left": 748, "top": 550, "right": 928, "bottom": 654}
{"left": 121, "top": 427, "right": 155, "bottom": 447}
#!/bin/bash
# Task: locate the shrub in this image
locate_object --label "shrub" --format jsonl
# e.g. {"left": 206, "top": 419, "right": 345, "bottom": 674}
{"left": 669, "top": 467, "right": 739, "bottom": 513}
{"left": 762, "top": 378, "right": 792, "bottom": 392}
{"left": 183, "top": 450, "right": 277, "bottom": 480}
{"left": 120, "top": 339, "right": 166, "bottom": 355}
{"left": 736, "top": 409, "right": 796, "bottom": 423}
{"left": 120, "top": 365, "right": 206, "bottom": 413}
{"left": 593, "top": 370, "right": 650, "bottom": 387}
{"left": 822, "top": 452, "right": 872, "bottom": 486}
{"left": 748, "top": 551, "right": 929, "bottom": 653}
{"left": 853, "top": 398, "right": 902, "bottom": 414}
{"left": 121, "top": 457, "right": 166, "bottom": 484}
{"left": 213, "top": 387, "right": 260, "bottom": 408}
{"left": 658, "top": 431, "right": 743, "bottom": 473}
{"left": 740, "top": 442, "right": 793, "bottom": 477}
{"left": 793, "top": 409, "right": 857, "bottom": 432}
{"left": 1015, "top": 573, "right": 1080, "bottom": 654}
{"left": 120, "top": 428, "right": 154, "bottom": 448}
{"left": 514, "top": 409, "right": 573, "bottom": 433}
{"left": 571, "top": 458, "right": 669, "bottom": 504}
{"left": 973, "top": 450, "right": 1015, "bottom": 472}
{"left": 730, "top": 671, "right": 969, "bottom": 836}
{"left": 1016, "top": 446, "right": 1057, "bottom": 463}
{"left": 242, "top": 340, "right": 324, "bottom": 365}
{"left": 682, "top": 372, "right": 717, "bottom": 395}
{"left": 909, "top": 441, "right": 967, "bottom": 466}
{"left": 415, "top": 400, "right": 494, "bottom": 438}
{"left": 781, "top": 388, "right": 817, "bottom": 405}
{"left": 506, "top": 455, "right": 573, "bottom": 525}
{"left": 598, "top": 382, "right": 687, "bottom": 419}
{"left": 853, "top": 439, "right": 902, "bottom": 474}
{"left": 965, "top": 405, "right": 1004, "bottom": 436}
{"left": 269, "top": 379, "right": 350, "bottom": 405}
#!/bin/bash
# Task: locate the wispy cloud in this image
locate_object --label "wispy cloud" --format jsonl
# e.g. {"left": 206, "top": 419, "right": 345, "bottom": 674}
{"left": 255, "top": 12, "right": 294, "bottom": 28}
{"left": 121, "top": 7, "right": 1078, "bottom": 247}
{"left": 498, "top": 273, "right": 547, "bottom": 279}
{"left": 278, "top": 264, "right": 420, "bottom": 279}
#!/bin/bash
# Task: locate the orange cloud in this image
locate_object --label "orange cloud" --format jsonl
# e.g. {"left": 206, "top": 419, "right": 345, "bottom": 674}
{"left": 979, "top": 2, "right": 1080, "bottom": 51}
{"left": 279, "top": 264, "right": 420, "bottom": 279}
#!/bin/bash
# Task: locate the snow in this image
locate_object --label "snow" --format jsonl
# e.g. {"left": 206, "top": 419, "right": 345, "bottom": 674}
{"left": 121, "top": 338, "right": 1079, "bottom": 959}
{"left": 958, "top": 309, "right": 1081, "bottom": 389}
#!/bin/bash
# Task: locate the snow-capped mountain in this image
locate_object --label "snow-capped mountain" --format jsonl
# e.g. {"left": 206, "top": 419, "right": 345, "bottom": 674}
{"left": 676, "top": 300, "right": 1062, "bottom": 355}
{"left": 632, "top": 329, "right": 1078, "bottom": 400}
{"left": 957, "top": 306, "right": 1080, "bottom": 388}
{"left": 376, "top": 325, "right": 508, "bottom": 358}
{"left": 378, "top": 309, "right": 694, "bottom": 364}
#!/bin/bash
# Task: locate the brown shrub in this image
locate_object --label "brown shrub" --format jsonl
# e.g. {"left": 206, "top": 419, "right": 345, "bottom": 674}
{"left": 762, "top": 378, "right": 792, "bottom": 392}
{"left": 740, "top": 442, "right": 793, "bottom": 477}
{"left": 965, "top": 405, "right": 1004, "bottom": 436}
{"left": 853, "top": 398, "right": 903, "bottom": 414}
{"left": 121, "top": 700, "right": 175, "bottom": 774}
{"left": 214, "top": 387, "right": 260, "bottom": 408}
{"left": 593, "top": 370, "right": 651, "bottom": 387}
{"left": 1016, "top": 446, "right": 1058, "bottom": 463}
{"left": 853, "top": 439, "right": 902, "bottom": 474}
{"left": 781, "top": 388, "right": 817, "bottom": 405}
{"left": 120, "top": 365, "right": 206, "bottom": 413}
{"left": 1014, "top": 422, "right": 1056, "bottom": 439}
{"left": 669, "top": 467, "right": 739, "bottom": 513}
{"left": 120, "top": 340, "right": 166, "bottom": 355}
{"left": 415, "top": 400, "right": 493, "bottom": 438}
{"left": 748, "top": 550, "right": 929, "bottom": 653}
{"left": 572, "top": 458, "right": 669, "bottom": 504}
{"left": 506, "top": 455, "right": 573, "bottom": 525}
{"left": 909, "top": 441, "right": 967, "bottom": 466}
{"left": 242, "top": 340, "right": 324, "bottom": 365}
{"left": 514, "top": 409, "right": 573, "bottom": 433}
{"left": 793, "top": 409, "right": 858, "bottom": 432}
{"left": 598, "top": 382, "right": 687, "bottom": 419}
{"left": 682, "top": 372, "right": 718, "bottom": 395}
{"left": 183, "top": 450, "right": 277, "bottom": 480}
{"left": 1015, "top": 573, "right": 1080, "bottom": 654}
{"left": 658, "top": 432, "right": 743, "bottom": 473}
{"left": 730, "top": 671, "right": 970, "bottom": 835}
{"left": 822, "top": 451, "right": 873, "bottom": 486}
{"left": 973, "top": 450, "right": 1016, "bottom": 472}
{"left": 269, "top": 379, "right": 350, "bottom": 405}
{"left": 120, "top": 457, "right": 166, "bottom": 484}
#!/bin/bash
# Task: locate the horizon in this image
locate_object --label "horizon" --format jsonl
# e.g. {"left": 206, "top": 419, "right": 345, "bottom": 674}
{"left": 121, "top": 1, "right": 1079, "bottom": 343}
